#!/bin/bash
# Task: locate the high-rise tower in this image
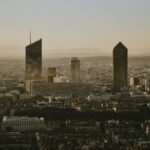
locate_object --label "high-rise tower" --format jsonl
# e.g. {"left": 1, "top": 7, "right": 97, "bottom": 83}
{"left": 113, "top": 42, "right": 128, "bottom": 92}
{"left": 71, "top": 57, "right": 80, "bottom": 83}
{"left": 47, "top": 67, "right": 56, "bottom": 83}
{"left": 25, "top": 39, "right": 42, "bottom": 93}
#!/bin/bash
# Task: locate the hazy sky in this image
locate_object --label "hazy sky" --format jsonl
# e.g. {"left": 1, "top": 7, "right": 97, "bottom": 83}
{"left": 0, "top": 0, "right": 150, "bottom": 57}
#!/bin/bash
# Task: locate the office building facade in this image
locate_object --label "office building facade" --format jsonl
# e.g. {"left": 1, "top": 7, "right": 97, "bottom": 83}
{"left": 113, "top": 42, "right": 128, "bottom": 92}
{"left": 25, "top": 39, "right": 42, "bottom": 93}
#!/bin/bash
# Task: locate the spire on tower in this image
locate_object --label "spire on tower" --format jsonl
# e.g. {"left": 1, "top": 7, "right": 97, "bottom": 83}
{"left": 30, "top": 29, "right": 31, "bottom": 44}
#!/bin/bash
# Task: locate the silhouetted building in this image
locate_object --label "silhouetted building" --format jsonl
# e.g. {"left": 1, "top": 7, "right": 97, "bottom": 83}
{"left": 71, "top": 57, "right": 80, "bottom": 83}
{"left": 47, "top": 67, "right": 56, "bottom": 83}
{"left": 25, "top": 39, "right": 42, "bottom": 93}
{"left": 113, "top": 42, "right": 128, "bottom": 92}
{"left": 0, "top": 132, "right": 36, "bottom": 149}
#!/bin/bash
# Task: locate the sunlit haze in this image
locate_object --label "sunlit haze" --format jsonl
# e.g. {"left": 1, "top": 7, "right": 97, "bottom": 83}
{"left": 0, "top": 0, "right": 150, "bottom": 57}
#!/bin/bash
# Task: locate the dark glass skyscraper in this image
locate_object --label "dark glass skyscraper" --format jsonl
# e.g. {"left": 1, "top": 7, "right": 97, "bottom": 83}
{"left": 25, "top": 39, "right": 42, "bottom": 93}
{"left": 113, "top": 42, "right": 128, "bottom": 92}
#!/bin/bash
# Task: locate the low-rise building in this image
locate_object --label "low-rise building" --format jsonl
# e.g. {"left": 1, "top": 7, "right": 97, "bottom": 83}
{"left": 2, "top": 116, "right": 45, "bottom": 132}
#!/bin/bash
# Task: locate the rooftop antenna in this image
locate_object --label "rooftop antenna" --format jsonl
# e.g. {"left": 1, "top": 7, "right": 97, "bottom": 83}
{"left": 29, "top": 28, "right": 31, "bottom": 44}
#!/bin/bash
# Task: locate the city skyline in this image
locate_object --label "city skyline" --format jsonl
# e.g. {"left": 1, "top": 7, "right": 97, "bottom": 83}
{"left": 0, "top": 1, "right": 150, "bottom": 149}
{"left": 0, "top": 0, "right": 150, "bottom": 57}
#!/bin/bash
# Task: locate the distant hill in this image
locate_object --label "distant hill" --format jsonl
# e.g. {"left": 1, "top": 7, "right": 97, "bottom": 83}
{"left": 0, "top": 55, "right": 150, "bottom": 66}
